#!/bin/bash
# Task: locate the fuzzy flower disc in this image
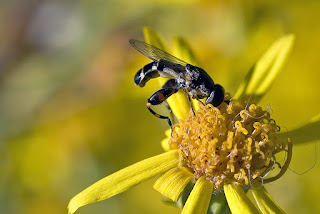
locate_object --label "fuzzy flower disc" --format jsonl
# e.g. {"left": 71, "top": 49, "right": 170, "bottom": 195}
{"left": 169, "top": 96, "right": 287, "bottom": 190}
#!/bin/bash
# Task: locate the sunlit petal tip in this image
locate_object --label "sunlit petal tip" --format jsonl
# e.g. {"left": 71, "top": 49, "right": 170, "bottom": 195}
{"left": 224, "top": 184, "right": 260, "bottom": 214}
{"left": 153, "top": 167, "right": 194, "bottom": 201}
{"left": 181, "top": 176, "right": 213, "bottom": 214}
{"left": 67, "top": 150, "right": 179, "bottom": 213}
{"left": 251, "top": 185, "right": 286, "bottom": 214}
{"left": 161, "top": 129, "right": 172, "bottom": 151}
{"left": 67, "top": 201, "right": 78, "bottom": 214}
{"left": 164, "top": 128, "right": 172, "bottom": 137}
{"left": 235, "top": 34, "right": 295, "bottom": 101}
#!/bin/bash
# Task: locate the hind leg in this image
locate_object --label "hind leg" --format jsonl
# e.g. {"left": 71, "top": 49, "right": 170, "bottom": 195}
{"left": 147, "top": 83, "right": 178, "bottom": 129}
{"left": 162, "top": 79, "right": 177, "bottom": 124}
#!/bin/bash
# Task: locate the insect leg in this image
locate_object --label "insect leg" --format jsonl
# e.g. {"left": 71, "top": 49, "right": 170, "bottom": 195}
{"left": 147, "top": 84, "right": 179, "bottom": 129}
{"left": 163, "top": 101, "right": 174, "bottom": 123}
{"left": 162, "top": 79, "right": 177, "bottom": 125}
{"left": 146, "top": 103, "right": 173, "bottom": 129}
{"left": 186, "top": 92, "right": 195, "bottom": 115}
{"left": 196, "top": 99, "right": 205, "bottom": 106}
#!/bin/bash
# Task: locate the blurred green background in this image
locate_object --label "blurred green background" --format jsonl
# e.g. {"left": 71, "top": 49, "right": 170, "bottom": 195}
{"left": 1, "top": 0, "right": 320, "bottom": 213}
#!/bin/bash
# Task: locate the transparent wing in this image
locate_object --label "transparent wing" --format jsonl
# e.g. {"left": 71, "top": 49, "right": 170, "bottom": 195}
{"left": 129, "top": 39, "right": 188, "bottom": 66}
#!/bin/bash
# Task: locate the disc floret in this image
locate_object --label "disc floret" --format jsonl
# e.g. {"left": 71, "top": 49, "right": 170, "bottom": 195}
{"left": 169, "top": 96, "right": 288, "bottom": 190}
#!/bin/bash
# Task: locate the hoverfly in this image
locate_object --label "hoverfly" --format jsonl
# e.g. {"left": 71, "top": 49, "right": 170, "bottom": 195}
{"left": 130, "top": 39, "right": 225, "bottom": 127}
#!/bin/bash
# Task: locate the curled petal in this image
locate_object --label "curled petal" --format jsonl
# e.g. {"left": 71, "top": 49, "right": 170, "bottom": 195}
{"left": 153, "top": 167, "right": 194, "bottom": 201}
{"left": 234, "top": 34, "right": 295, "bottom": 102}
{"left": 224, "top": 184, "right": 260, "bottom": 214}
{"left": 181, "top": 176, "right": 213, "bottom": 214}
{"left": 68, "top": 150, "right": 179, "bottom": 214}
{"left": 251, "top": 185, "right": 286, "bottom": 214}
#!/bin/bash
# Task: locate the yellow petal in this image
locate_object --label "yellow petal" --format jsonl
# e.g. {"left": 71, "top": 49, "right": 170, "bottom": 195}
{"left": 278, "top": 113, "right": 320, "bottom": 144}
{"left": 172, "top": 37, "right": 198, "bottom": 65}
{"left": 181, "top": 176, "right": 213, "bottom": 214}
{"left": 153, "top": 167, "right": 194, "bottom": 201}
{"left": 143, "top": 27, "right": 168, "bottom": 51}
{"left": 161, "top": 129, "right": 171, "bottom": 151}
{"left": 251, "top": 185, "right": 286, "bottom": 214}
{"left": 68, "top": 150, "right": 179, "bottom": 214}
{"left": 143, "top": 27, "right": 190, "bottom": 120}
{"left": 234, "top": 34, "right": 295, "bottom": 101}
{"left": 224, "top": 184, "right": 260, "bottom": 214}
{"left": 161, "top": 138, "right": 170, "bottom": 151}
{"left": 166, "top": 92, "right": 190, "bottom": 120}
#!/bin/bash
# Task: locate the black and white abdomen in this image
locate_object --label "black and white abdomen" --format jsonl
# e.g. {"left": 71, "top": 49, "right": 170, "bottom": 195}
{"left": 134, "top": 61, "right": 159, "bottom": 87}
{"left": 134, "top": 59, "right": 185, "bottom": 87}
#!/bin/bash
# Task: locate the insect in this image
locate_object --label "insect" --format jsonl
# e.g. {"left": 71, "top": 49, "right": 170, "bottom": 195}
{"left": 130, "top": 39, "right": 225, "bottom": 127}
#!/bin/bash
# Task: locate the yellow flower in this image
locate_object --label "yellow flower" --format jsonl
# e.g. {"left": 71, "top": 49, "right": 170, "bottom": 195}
{"left": 68, "top": 28, "right": 318, "bottom": 214}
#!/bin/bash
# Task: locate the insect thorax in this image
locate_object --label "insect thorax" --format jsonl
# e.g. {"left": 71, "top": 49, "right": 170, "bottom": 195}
{"left": 184, "top": 69, "right": 213, "bottom": 99}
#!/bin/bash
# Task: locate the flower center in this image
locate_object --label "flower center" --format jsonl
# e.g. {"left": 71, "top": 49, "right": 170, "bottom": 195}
{"left": 168, "top": 96, "right": 290, "bottom": 190}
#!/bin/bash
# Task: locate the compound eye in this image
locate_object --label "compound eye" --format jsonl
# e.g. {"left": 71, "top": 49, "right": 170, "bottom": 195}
{"left": 205, "top": 84, "right": 225, "bottom": 107}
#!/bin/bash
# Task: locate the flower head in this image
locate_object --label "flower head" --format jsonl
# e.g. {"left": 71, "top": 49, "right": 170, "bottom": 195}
{"left": 170, "top": 97, "right": 289, "bottom": 190}
{"left": 67, "top": 28, "right": 319, "bottom": 214}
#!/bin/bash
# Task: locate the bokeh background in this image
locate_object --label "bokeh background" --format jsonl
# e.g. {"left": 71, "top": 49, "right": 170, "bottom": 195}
{"left": 1, "top": 0, "right": 320, "bottom": 213}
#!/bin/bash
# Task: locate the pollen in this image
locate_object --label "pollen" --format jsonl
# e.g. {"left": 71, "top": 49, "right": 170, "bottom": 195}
{"left": 168, "top": 95, "right": 288, "bottom": 190}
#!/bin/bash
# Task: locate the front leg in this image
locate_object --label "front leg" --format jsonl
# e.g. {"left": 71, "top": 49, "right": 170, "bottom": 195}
{"left": 186, "top": 91, "right": 196, "bottom": 115}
